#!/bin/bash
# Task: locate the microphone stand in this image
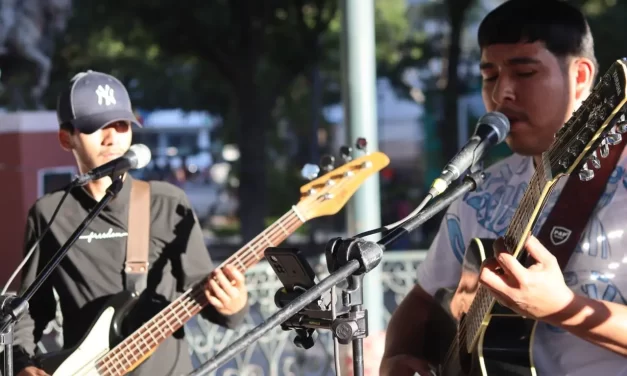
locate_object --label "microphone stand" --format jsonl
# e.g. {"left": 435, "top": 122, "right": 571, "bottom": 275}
{"left": 378, "top": 169, "right": 485, "bottom": 247}
{"left": 187, "top": 258, "right": 372, "bottom": 376}
{"left": 186, "top": 169, "right": 485, "bottom": 376}
{"left": 0, "top": 176, "right": 124, "bottom": 376}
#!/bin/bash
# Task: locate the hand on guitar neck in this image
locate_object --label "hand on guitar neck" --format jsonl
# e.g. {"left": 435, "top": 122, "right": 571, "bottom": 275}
{"left": 204, "top": 264, "right": 248, "bottom": 316}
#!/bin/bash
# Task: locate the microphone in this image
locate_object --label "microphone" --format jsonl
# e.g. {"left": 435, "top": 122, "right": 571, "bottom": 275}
{"left": 429, "top": 111, "right": 509, "bottom": 197}
{"left": 73, "top": 144, "right": 152, "bottom": 186}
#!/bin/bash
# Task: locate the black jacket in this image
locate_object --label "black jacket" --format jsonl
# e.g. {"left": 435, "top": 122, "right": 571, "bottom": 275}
{"left": 9, "top": 176, "right": 248, "bottom": 375}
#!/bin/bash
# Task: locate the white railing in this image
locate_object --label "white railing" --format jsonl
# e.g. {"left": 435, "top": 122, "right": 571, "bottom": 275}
{"left": 33, "top": 250, "right": 426, "bottom": 376}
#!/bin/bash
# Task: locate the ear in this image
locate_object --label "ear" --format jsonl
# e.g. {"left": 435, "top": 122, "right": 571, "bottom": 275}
{"left": 572, "top": 57, "right": 595, "bottom": 103}
{"left": 58, "top": 129, "right": 73, "bottom": 151}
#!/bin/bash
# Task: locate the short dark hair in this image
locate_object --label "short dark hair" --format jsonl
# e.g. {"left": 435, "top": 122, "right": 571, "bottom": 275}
{"left": 478, "top": 0, "right": 598, "bottom": 79}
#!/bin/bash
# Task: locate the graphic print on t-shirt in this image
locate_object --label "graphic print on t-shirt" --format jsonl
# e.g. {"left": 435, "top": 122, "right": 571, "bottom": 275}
{"left": 79, "top": 227, "right": 128, "bottom": 243}
{"left": 454, "top": 155, "right": 627, "bottom": 335}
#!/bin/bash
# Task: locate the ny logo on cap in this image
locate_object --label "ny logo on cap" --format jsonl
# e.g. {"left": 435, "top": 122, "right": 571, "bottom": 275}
{"left": 95, "top": 84, "right": 116, "bottom": 106}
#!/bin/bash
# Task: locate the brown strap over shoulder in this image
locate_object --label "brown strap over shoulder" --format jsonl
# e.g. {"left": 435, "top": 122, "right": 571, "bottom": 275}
{"left": 124, "top": 179, "right": 151, "bottom": 294}
{"left": 536, "top": 135, "right": 627, "bottom": 270}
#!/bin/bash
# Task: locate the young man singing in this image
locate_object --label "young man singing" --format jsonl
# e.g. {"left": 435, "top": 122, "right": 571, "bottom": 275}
{"left": 381, "top": 1, "right": 627, "bottom": 375}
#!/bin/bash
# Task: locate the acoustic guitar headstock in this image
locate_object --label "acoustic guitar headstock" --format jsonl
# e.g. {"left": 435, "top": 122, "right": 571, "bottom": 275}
{"left": 545, "top": 58, "right": 627, "bottom": 181}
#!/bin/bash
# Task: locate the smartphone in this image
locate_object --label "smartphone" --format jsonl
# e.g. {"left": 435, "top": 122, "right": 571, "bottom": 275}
{"left": 265, "top": 248, "right": 344, "bottom": 319}
{"left": 265, "top": 247, "right": 317, "bottom": 291}
{"left": 265, "top": 247, "right": 333, "bottom": 316}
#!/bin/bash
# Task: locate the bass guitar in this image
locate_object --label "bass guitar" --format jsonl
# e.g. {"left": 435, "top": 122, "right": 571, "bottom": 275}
{"left": 36, "top": 143, "right": 390, "bottom": 376}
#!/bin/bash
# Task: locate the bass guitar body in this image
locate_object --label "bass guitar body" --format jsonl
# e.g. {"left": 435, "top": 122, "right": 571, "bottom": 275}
{"left": 435, "top": 238, "right": 538, "bottom": 376}
{"left": 36, "top": 291, "right": 140, "bottom": 376}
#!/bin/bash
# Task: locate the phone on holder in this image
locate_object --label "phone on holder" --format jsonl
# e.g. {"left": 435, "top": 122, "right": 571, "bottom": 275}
{"left": 264, "top": 247, "right": 330, "bottom": 313}
{"left": 265, "top": 248, "right": 317, "bottom": 290}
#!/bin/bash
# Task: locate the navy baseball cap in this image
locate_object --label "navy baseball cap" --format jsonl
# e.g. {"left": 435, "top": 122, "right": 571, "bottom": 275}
{"left": 56, "top": 70, "right": 142, "bottom": 134}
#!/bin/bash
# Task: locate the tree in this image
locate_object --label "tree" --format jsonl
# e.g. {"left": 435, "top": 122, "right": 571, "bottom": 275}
{"left": 24, "top": 0, "right": 412, "bottom": 242}
{"left": 574, "top": 0, "right": 627, "bottom": 74}
{"left": 130, "top": 1, "right": 339, "bottom": 241}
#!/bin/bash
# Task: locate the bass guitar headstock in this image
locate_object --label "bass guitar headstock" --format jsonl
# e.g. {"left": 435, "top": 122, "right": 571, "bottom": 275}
{"left": 295, "top": 138, "right": 389, "bottom": 220}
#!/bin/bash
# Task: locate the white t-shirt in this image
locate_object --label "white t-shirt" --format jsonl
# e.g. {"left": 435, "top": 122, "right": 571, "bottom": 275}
{"left": 416, "top": 152, "right": 627, "bottom": 376}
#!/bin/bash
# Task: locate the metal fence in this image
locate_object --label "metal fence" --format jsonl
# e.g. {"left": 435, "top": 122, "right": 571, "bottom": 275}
{"left": 32, "top": 250, "right": 426, "bottom": 376}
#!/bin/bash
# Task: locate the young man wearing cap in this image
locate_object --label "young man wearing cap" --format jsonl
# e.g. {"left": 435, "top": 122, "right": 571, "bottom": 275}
{"left": 10, "top": 71, "right": 250, "bottom": 376}
{"left": 381, "top": 1, "right": 627, "bottom": 376}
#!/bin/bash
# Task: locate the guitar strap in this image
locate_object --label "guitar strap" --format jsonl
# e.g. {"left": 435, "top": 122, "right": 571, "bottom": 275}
{"left": 123, "top": 179, "right": 151, "bottom": 294}
{"left": 535, "top": 135, "right": 627, "bottom": 270}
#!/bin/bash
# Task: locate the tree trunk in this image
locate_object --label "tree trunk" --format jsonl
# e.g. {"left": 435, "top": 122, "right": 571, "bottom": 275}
{"left": 423, "top": 0, "right": 473, "bottom": 243}
{"left": 440, "top": 0, "right": 474, "bottom": 162}
{"left": 235, "top": 86, "right": 270, "bottom": 242}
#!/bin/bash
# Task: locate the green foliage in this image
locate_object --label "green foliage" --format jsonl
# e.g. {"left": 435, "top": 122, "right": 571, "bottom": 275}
{"left": 1, "top": 0, "right": 416, "bottom": 238}
{"left": 577, "top": 0, "right": 627, "bottom": 75}
{"left": 32, "top": 0, "right": 415, "bottom": 124}
{"left": 570, "top": 0, "right": 617, "bottom": 16}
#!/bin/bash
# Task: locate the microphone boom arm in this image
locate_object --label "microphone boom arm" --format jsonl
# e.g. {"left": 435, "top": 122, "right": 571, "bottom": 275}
{"left": 185, "top": 168, "right": 486, "bottom": 376}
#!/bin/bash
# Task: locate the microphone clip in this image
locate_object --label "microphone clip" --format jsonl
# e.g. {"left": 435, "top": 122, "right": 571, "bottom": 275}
{"left": 468, "top": 160, "right": 484, "bottom": 176}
